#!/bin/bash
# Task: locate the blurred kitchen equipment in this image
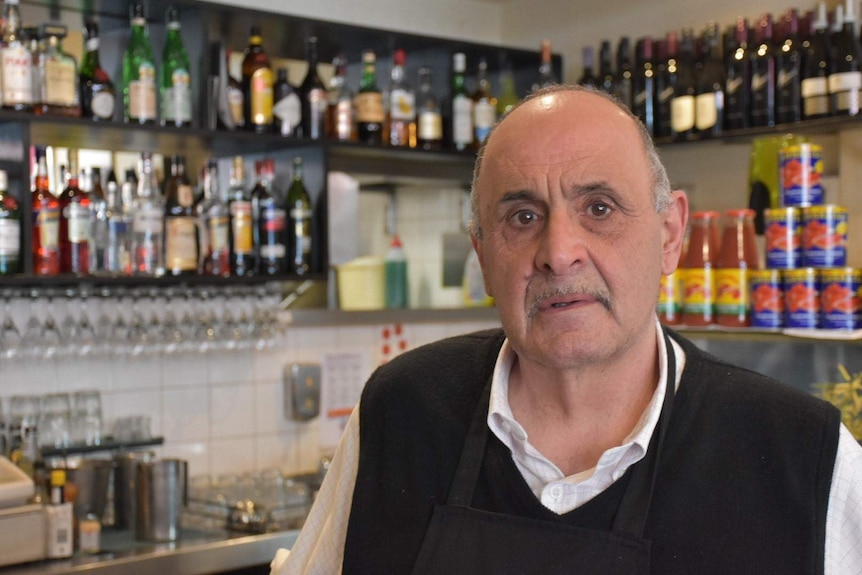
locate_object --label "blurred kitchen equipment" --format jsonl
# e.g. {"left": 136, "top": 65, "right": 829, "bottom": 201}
{"left": 136, "top": 458, "right": 188, "bottom": 542}
{"left": 112, "top": 450, "right": 154, "bottom": 530}
{"left": 336, "top": 256, "right": 385, "bottom": 310}
{"left": 0, "top": 504, "right": 46, "bottom": 567}
{"left": 58, "top": 457, "right": 112, "bottom": 520}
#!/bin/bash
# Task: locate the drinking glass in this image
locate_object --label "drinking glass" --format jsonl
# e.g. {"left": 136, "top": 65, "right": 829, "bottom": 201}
{"left": 39, "top": 392, "right": 71, "bottom": 449}
{"left": 0, "top": 289, "right": 22, "bottom": 360}
{"left": 71, "top": 389, "right": 103, "bottom": 446}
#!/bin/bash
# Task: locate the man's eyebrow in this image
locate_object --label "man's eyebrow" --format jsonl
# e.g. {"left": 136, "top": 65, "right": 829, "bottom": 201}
{"left": 497, "top": 190, "right": 541, "bottom": 206}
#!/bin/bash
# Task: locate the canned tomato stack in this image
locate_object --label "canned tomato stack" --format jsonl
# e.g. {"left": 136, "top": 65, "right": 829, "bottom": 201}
{"left": 760, "top": 142, "right": 860, "bottom": 331}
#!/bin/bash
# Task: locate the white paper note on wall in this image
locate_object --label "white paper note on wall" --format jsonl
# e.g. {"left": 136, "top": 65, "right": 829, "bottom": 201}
{"left": 319, "top": 349, "right": 374, "bottom": 451}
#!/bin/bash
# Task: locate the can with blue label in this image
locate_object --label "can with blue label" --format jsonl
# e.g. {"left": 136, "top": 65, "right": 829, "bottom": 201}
{"left": 764, "top": 207, "right": 802, "bottom": 269}
{"left": 783, "top": 268, "right": 820, "bottom": 329}
{"left": 801, "top": 205, "right": 848, "bottom": 268}
{"left": 820, "top": 267, "right": 862, "bottom": 330}
{"left": 779, "top": 143, "right": 824, "bottom": 207}
{"left": 749, "top": 269, "right": 783, "bottom": 328}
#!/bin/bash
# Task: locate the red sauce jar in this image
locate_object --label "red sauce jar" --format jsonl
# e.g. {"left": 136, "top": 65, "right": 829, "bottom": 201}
{"left": 715, "top": 208, "right": 761, "bottom": 327}
{"left": 682, "top": 211, "right": 721, "bottom": 326}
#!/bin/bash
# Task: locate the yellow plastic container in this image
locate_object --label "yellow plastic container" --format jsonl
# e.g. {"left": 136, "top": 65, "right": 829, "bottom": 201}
{"left": 337, "top": 256, "right": 385, "bottom": 310}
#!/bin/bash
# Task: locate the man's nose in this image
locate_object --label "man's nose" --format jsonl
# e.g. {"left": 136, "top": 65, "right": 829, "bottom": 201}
{"left": 535, "top": 210, "right": 587, "bottom": 276}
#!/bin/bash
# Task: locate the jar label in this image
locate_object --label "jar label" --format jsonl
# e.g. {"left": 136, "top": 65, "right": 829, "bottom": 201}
{"left": 682, "top": 268, "right": 714, "bottom": 314}
{"left": 715, "top": 268, "right": 749, "bottom": 315}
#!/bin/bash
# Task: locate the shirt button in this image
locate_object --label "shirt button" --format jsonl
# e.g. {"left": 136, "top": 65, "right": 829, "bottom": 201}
{"left": 549, "top": 485, "right": 563, "bottom": 499}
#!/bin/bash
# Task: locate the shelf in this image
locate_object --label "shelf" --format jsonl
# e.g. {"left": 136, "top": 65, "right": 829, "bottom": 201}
{"left": 40, "top": 436, "right": 164, "bottom": 459}
{"left": 0, "top": 272, "right": 325, "bottom": 290}
{"left": 281, "top": 306, "right": 500, "bottom": 327}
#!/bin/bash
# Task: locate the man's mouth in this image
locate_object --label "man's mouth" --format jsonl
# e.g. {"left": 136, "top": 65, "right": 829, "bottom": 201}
{"left": 528, "top": 286, "right": 611, "bottom": 318}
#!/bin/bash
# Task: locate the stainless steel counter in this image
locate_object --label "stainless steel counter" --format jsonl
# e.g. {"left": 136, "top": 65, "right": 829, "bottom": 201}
{"left": 0, "top": 528, "right": 299, "bottom": 575}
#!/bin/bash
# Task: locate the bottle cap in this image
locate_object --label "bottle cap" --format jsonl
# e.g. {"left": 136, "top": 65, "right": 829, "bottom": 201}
{"left": 390, "top": 234, "right": 402, "bottom": 248}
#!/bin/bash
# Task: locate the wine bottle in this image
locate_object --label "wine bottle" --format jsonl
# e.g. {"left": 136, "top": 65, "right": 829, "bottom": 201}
{"left": 286, "top": 157, "right": 313, "bottom": 275}
{"left": 695, "top": 23, "right": 725, "bottom": 137}
{"left": 776, "top": 9, "right": 803, "bottom": 124}
{"left": 299, "top": 37, "right": 328, "bottom": 139}
{"left": 670, "top": 28, "right": 697, "bottom": 140}
{"left": 578, "top": 46, "right": 599, "bottom": 88}
{"left": 227, "top": 156, "right": 254, "bottom": 277}
{"left": 496, "top": 59, "right": 519, "bottom": 117}
{"left": 123, "top": 3, "right": 157, "bottom": 124}
{"left": 163, "top": 155, "right": 198, "bottom": 276}
{"left": 252, "top": 159, "right": 286, "bottom": 275}
{"left": 387, "top": 48, "right": 416, "bottom": 148}
{"left": 58, "top": 149, "right": 90, "bottom": 275}
{"left": 242, "top": 26, "right": 274, "bottom": 133}
{"left": 451, "top": 52, "right": 473, "bottom": 151}
{"left": 327, "top": 55, "right": 356, "bottom": 141}
{"left": 654, "top": 36, "right": 676, "bottom": 138}
{"left": 31, "top": 147, "right": 60, "bottom": 275}
{"left": 724, "top": 18, "right": 751, "bottom": 130}
{"left": 417, "top": 66, "right": 443, "bottom": 151}
{"left": 632, "top": 37, "right": 655, "bottom": 134}
{"left": 273, "top": 68, "right": 301, "bottom": 137}
{"left": 750, "top": 13, "right": 777, "bottom": 127}
{"left": 828, "top": 0, "right": 862, "bottom": 116}
{"left": 356, "top": 50, "right": 384, "bottom": 145}
{"left": 472, "top": 56, "right": 497, "bottom": 147}
{"left": 599, "top": 40, "right": 615, "bottom": 94}
{"left": 160, "top": 7, "right": 192, "bottom": 127}
{"left": 79, "top": 20, "right": 115, "bottom": 121}
{"left": 802, "top": 2, "right": 832, "bottom": 119}
{"left": 615, "top": 37, "right": 633, "bottom": 109}
{"left": 0, "top": 169, "right": 20, "bottom": 275}
{"left": 531, "top": 39, "right": 557, "bottom": 92}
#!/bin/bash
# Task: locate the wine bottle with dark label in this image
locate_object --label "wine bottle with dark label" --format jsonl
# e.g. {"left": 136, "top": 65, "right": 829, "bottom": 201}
{"left": 750, "top": 13, "right": 776, "bottom": 127}
{"left": 776, "top": 9, "right": 803, "bottom": 124}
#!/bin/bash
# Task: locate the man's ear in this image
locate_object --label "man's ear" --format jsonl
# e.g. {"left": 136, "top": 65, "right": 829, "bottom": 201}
{"left": 662, "top": 190, "right": 688, "bottom": 275}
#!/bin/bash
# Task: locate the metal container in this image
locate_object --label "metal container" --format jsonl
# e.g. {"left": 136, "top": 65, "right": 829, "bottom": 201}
{"left": 135, "top": 458, "right": 187, "bottom": 542}
{"left": 62, "top": 458, "right": 112, "bottom": 520}
{"left": 112, "top": 450, "right": 154, "bottom": 530}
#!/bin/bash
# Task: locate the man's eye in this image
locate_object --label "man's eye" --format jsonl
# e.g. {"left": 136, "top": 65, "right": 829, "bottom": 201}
{"left": 588, "top": 202, "right": 613, "bottom": 218}
{"left": 512, "top": 210, "right": 538, "bottom": 226}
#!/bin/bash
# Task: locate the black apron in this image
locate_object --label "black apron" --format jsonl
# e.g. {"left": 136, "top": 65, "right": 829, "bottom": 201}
{"left": 411, "top": 332, "right": 676, "bottom": 575}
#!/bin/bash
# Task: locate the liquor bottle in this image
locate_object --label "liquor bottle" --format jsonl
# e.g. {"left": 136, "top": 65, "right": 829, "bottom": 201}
{"left": 131, "top": 151, "right": 165, "bottom": 276}
{"left": 79, "top": 20, "right": 115, "bottom": 121}
{"left": 0, "top": 169, "right": 20, "bottom": 275}
{"left": 598, "top": 40, "right": 615, "bottom": 94}
{"left": 451, "top": 52, "right": 473, "bottom": 151}
{"left": 632, "top": 37, "right": 655, "bottom": 134}
{"left": 299, "top": 37, "right": 327, "bottom": 140}
{"left": 161, "top": 6, "right": 192, "bottom": 127}
{"left": 496, "top": 60, "right": 519, "bottom": 117}
{"left": 531, "top": 39, "right": 557, "bottom": 92}
{"left": 286, "top": 157, "right": 313, "bottom": 275}
{"left": 327, "top": 55, "right": 356, "bottom": 141}
{"left": 803, "top": 2, "right": 832, "bottom": 119}
{"left": 36, "top": 24, "right": 80, "bottom": 117}
{"left": 226, "top": 51, "right": 245, "bottom": 129}
{"left": 776, "top": 9, "right": 803, "bottom": 124}
{"left": 695, "top": 23, "right": 725, "bottom": 137}
{"left": 1, "top": 0, "right": 33, "bottom": 111}
{"left": 273, "top": 68, "right": 301, "bottom": 137}
{"left": 88, "top": 166, "right": 109, "bottom": 274}
{"left": 472, "top": 56, "right": 497, "bottom": 148}
{"left": 242, "top": 25, "right": 274, "bottom": 133}
{"left": 31, "top": 148, "right": 60, "bottom": 275}
{"left": 356, "top": 50, "right": 384, "bottom": 145}
{"left": 228, "top": 156, "right": 254, "bottom": 276}
{"left": 163, "top": 155, "right": 198, "bottom": 276}
{"left": 615, "top": 37, "right": 633, "bottom": 109}
{"left": 104, "top": 170, "right": 131, "bottom": 274}
{"left": 828, "top": 0, "right": 862, "bottom": 116}
{"left": 670, "top": 28, "right": 697, "bottom": 140}
{"left": 416, "top": 66, "right": 443, "bottom": 151}
{"left": 197, "top": 159, "right": 230, "bottom": 277}
{"left": 121, "top": 168, "right": 137, "bottom": 216}
{"left": 58, "top": 149, "right": 90, "bottom": 275}
{"left": 123, "top": 3, "right": 156, "bottom": 124}
{"left": 252, "top": 158, "right": 286, "bottom": 275}
{"left": 750, "top": 13, "right": 777, "bottom": 127}
{"left": 654, "top": 36, "right": 676, "bottom": 138}
{"left": 387, "top": 48, "right": 416, "bottom": 148}
{"left": 725, "top": 17, "right": 751, "bottom": 130}
{"left": 578, "top": 46, "right": 599, "bottom": 88}
{"left": 24, "top": 26, "right": 40, "bottom": 112}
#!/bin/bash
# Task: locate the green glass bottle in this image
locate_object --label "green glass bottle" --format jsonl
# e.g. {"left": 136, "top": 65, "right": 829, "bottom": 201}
{"left": 161, "top": 6, "right": 191, "bottom": 127}
{"left": 356, "top": 50, "right": 384, "bottom": 145}
{"left": 123, "top": 3, "right": 157, "bottom": 124}
{"left": 286, "top": 157, "right": 313, "bottom": 275}
{"left": 79, "top": 20, "right": 116, "bottom": 121}
{"left": 0, "top": 169, "right": 21, "bottom": 275}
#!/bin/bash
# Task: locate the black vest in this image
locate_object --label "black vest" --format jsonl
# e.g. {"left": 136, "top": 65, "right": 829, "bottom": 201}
{"left": 344, "top": 329, "right": 840, "bottom": 574}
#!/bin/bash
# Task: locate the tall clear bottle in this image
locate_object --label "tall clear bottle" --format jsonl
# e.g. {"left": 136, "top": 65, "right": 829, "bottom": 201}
{"left": 417, "top": 66, "right": 443, "bottom": 151}
{"left": 299, "top": 37, "right": 327, "bottom": 140}
{"left": 164, "top": 155, "right": 198, "bottom": 276}
{"left": 252, "top": 158, "right": 286, "bottom": 275}
{"left": 1, "top": 0, "right": 33, "bottom": 111}
{"left": 472, "top": 56, "right": 497, "bottom": 148}
{"left": 828, "top": 0, "right": 862, "bottom": 116}
{"left": 387, "top": 48, "right": 416, "bottom": 148}
{"left": 31, "top": 147, "right": 60, "bottom": 275}
{"left": 79, "top": 20, "right": 115, "bottom": 121}
{"left": 161, "top": 7, "right": 192, "bottom": 127}
{"left": 123, "top": 3, "right": 157, "bottom": 124}
{"left": 104, "top": 170, "right": 131, "bottom": 275}
{"left": 131, "top": 152, "right": 165, "bottom": 276}
{"left": 286, "top": 157, "right": 313, "bottom": 275}
{"left": 0, "top": 169, "right": 20, "bottom": 275}
{"left": 88, "top": 166, "right": 109, "bottom": 274}
{"left": 803, "top": 2, "right": 832, "bottom": 119}
{"left": 327, "top": 55, "right": 355, "bottom": 141}
{"left": 197, "top": 159, "right": 229, "bottom": 276}
{"left": 228, "top": 156, "right": 254, "bottom": 276}
{"left": 58, "top": 150, "right": 90, "bottom": 275}
{"left": 451, "top": 53, "right": 472, "bottom": 152}
{"left": 356, "top": 50, "right": 384, "bottom": 145}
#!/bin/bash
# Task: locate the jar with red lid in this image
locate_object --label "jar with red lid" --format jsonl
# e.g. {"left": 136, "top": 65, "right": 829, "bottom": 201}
{"left": 681, "top": 211, "right": 721, "bottom": 326}
{"left": 715, "top": 208, "right": 760, "bottom": 327}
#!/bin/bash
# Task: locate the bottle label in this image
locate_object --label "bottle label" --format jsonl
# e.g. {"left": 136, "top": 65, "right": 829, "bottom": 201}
{"left": 165, "top": 216, "right": 198, "bottom": 270}
{"left": 91, "top": 91, "right": 115, "bottom": 119}
{"left": 715, "top": 268, "right": 749, "bottom": 315}
{"left": 273, "top": 92, "right": 301, "bottom": 129}
{"left": 36, "top": 207, "right": 60, "bottom": 250}
{"left": 178, "top": 184, "right": 194, "bottom": 207}
{"left": 389, "top": 88, "right": 415, "bottom": 120}
{"left": 228, "top": 85, "right": 245, "bottom": 126}
{"left": 129, "top": 62, "right": 157, "bottom": 120}
{"left": 778, "top": 68, "right": 798, "bottom": 89}
{"left": 86, "top": 38, "right": 99, "bottom": 52}
{"left": 801, "top": 76, "right": 829, "bottom": 98}
{"left": 0, "top": 219, "right": 20, "bottom": 256}
{"left": 208, "top": 215, "right": 229, "bottom": 252}
{"left": 334, "top": 98, "right": 354, "bottom": 140}
{"left": 356, "top": 92, "right": 384, "bottom": 123}
{"left": 45, "top": 59, "right": 78, "bottom": 106}
{"left": 163, "top": 68, "right": 192, "bottom": 122}
{"left": 751, "top": 72, "right": 769, "bottom": 92}
{"left": 1, "top": 44, "right": 32, "bottom": 105}
{"left": 291, "top": 207, "right": 313, "bottom": 255}
{"left": 231, "top": 201, "right": 253, "bottom": 254}
{"left": 694, "top": 92, "right": 721, "bottom": 131}
{"left": 682, "top": 267, "right": 715, "bottom": 314}
{"left": 66, "top": 203, "right": 91, "bottom": 243}
{"left": 670, "top": 94, "right": 695, "bottom": 132}
{"left": 250, "top": 68, "right": 274, "bottom": 125}
{"left": 452, "top": 95, "right": 473, "bottom": 145}
{"left": 107, "top": 219, "right": 129, "bottom": 272}
{"left": 473, "top": 100, "right": 496, "bottom": 143}
{"left": 418, "top": 111, "right": 443, "bottom": 140}
{"left": 657, "top": 85, "right": 674, "bottom": 103}
{"left": 828, "top": 71, "right": 862, "bottom": 114}
{"left": 133, "top": 204, "right": 163, "bottom": 234}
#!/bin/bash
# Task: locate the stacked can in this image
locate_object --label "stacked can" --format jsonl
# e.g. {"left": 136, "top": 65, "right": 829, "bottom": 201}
{"left": 774, "top": 142, "right": 859, "bottom": 330}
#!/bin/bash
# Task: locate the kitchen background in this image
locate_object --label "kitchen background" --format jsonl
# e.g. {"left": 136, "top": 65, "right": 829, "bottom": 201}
{"left": 2, "top": 0, "right": 860, "bottom": 483}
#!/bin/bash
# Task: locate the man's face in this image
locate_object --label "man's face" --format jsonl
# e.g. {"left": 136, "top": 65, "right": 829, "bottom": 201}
{"left": 473, "top": 91, "right": 684, "bottom": 371}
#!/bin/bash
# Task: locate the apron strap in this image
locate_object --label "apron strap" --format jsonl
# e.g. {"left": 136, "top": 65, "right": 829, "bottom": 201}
{"left": 446, "top": 377, "right": 493, "bottom": 506}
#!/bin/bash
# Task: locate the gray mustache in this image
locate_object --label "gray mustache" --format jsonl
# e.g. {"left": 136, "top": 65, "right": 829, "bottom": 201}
{"left": 527, "top": 285, "right": 612, "bottom": 318}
